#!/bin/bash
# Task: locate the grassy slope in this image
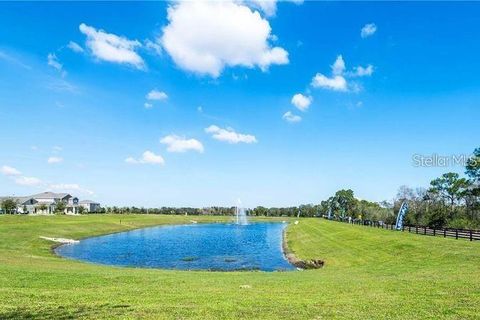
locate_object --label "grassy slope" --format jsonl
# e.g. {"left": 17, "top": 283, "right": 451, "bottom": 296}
{"left": 0, "top": 215, "right": 479, "bottom": 319}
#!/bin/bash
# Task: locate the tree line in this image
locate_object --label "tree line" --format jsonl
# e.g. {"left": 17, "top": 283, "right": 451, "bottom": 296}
{"left": 2, "top": 148, "right": 479, "bottom": 229}
{"left": 393, "top": 148, "right": 480, "bottom": 229}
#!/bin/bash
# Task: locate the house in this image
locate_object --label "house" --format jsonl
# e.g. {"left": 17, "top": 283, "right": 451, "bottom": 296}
{"left": 79, "top": 200, "right": 101, "bottom": 213}
{"left": 0, "top": 192, "right": 101, "bottom": 214}
{"left": 0, "top": 196, "right": 37, "bottom": 214}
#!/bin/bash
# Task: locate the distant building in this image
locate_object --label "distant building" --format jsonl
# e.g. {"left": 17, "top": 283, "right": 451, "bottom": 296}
{"left": 79, "top": 200, "right": 101, "bottom": 213}
{"left": 0, "top": 192, "right": 100, "bottom": 214}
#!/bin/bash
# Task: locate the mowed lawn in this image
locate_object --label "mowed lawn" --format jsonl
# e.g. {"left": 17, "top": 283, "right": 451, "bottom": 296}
{"left": 0, "top": 215, "right": 479, "bottom": 319}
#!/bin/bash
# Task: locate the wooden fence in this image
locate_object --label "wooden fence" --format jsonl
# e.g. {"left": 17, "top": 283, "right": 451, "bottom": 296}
{"left": 334, "top": 219, "right": 480, "bottom": 241}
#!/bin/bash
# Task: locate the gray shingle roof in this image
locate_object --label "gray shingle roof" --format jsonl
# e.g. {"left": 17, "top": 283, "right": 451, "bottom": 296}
{"left": 0, "top": 196, "right": 37, "bottom": 205}
{"left": 29, "top": 192, "right": 71, "bottom": 200}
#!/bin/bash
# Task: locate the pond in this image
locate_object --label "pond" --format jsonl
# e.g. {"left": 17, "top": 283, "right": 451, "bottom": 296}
{"left": 55, "top": 222, "right": 295, "bottom": 271}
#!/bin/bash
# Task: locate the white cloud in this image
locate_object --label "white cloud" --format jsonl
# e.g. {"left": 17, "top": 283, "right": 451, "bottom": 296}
{"left": 144, "top": 39, "right": 162, "bottom": 55}
{"left": 282, "top": 111, "right": 301, "bottom": 123}
{"left": 160, "top": 135, "right": 204, "bottom": 153}
{"left": 310, "top": 55, "right": 348, "bottom": 91}
{"left": 0, "top": 165, "right": 21, "bottom": 176}
{"left": 311, "top": 74, "right": 347, "bottom": 91}
{"left": 1, "top": 165, "right": 90, "bottom": 192}
{"left": 125, "top": 151, "right": 165, "bottom": 165}
{"left": 361, "top": 23, "right": 377, "bottom": 38}
{"left": 1, "top": 165, "right": 41, "bottom": 186}
{"left": 47, "top": 53, "right": 62, "bottom": 71}
{"left": 242, "top": 0, "right": 303, "bottom": 17}
{"left": 144, "top": 102, "right": 153, "bottom": 109}
{"left": 349, "top": 64, "right": 374, "bottom": 77}
{"left": 47, "top": 53, "right": 66, "bottom": 76}
{"left": 161, "top": 0, "right": 288, "bottom": 77}
{"left": 79, "top": 23, "right": 145, "bottom": 69}
{"left": 331, "top": 55, "right": 345, "bottom": 76}
{"left": 67, "top": 41, "right": 84, "bottom": 53}
{"left": 310, "top": 55, "right": 374, "bottom": 92}
{"left": 47, "top": 157, "right": 63, "bottom": 164}
{"left": 14, "top": 176, "right": 42, "bottom": 187}
{"left": 205, "top": 125, "right": 257, "bottom": 144}
{"left": 291, "top": 93, "right": 312, "bottom": 111}
{"left": 48, "top": 183, "right": 94, "bottom": 196}
{"left": 146, "top": 89, "right": 168, "bottom": 101}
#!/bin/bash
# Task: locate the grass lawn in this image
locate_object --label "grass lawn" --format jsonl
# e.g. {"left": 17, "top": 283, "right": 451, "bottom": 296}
{"left": 0, "top": 214, "right": 479, "bottom": 319}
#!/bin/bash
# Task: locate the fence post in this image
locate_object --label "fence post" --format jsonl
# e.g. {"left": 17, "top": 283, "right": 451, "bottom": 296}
{"left": 456, "top": 229, "right": 458, "bottom": 240}
{"left": 408, "top": 226, "right": 411, "bottom": 233}
{"left": 444, "top": 229, "right": 446, "bottom": 238}
{"left": 424, "top": 226, "right": 427, "bottom": 235}
{"left": 470, "top": 230, "right": 473, "bottom": 241}
{"left": 402, "top": 225, "right": 405, "bottom": 232}
{"left": 416, "top": 226, "right": 418, "bottom": 234}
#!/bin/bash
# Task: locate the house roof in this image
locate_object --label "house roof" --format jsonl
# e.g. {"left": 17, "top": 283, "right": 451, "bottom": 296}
{"left": 0, "top": 196, "right": 37, "bottom": 205}
{"left": 29, "top": 192, "right": 71, "bottom": 200}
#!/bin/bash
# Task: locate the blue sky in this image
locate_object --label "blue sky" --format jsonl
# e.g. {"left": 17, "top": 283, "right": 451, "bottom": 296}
{"left": 0, "top": 1, "right": 479, "bottom": 207}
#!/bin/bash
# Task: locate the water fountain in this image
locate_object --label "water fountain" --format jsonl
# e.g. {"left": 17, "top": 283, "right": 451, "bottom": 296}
{"left": 235, "top": 199, "right": 248, "bottom": 225}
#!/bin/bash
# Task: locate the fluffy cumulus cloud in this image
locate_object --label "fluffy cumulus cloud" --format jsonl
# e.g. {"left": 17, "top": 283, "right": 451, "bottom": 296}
{"left": 0, "top": 165, "right": 21, "bottom": 176}
{"left": 0, "top": 165, "right": 42, "bottom": 186}
{"left": 242, "top": 0, "right": 304, "bottom": 17}
{"left": 1, "top": 164, "right": 91, "bottom": 192}
{"left": 361, "top": 23, "right": 377, "bottom": 38}
{"left": 161, "top": 0, "right": 288, "bottom": 77}
{"left": 311, "top": 74, "right": 347, "bottom": 91}
{"left": 47, "top": 156, "right": 63, "bottom": 164}
{"left": 349, "top": 64, "right": 374, "bottom": 77}
{"left": 291, "top": 93, "right": 312, "bottom": 111}
{"left": 79, "top": 23, "right": 145, "bottom": 69}
{"left": 125, "top": 151, "right": 165, "bottom": 165}
{"left": 311, "top": 55, "right": 348, "bottom": 91}
{"left": 146, "top": 89, "right": 168, "bottom": 101}
{"left": 205, "top": 125, "right": 257, "bottom": 144}
{"left": 331, "top": 55, "right": 345, "bottom": 76}
{"left": 160, "top": 135, "right": 204, "bottom": 153}
{"left": 311, "top": 55, "right": 373, "bottom": 92}
{"left": 67, "top": 41, "right": 84, "bottom": 53}
{"left": 282, "top": 111, "right": 301, "bottom": 123}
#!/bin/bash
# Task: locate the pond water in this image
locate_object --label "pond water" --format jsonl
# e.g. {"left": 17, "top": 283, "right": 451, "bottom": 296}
{"left": 55, "top": 222, "right": 295, "bottom": 271}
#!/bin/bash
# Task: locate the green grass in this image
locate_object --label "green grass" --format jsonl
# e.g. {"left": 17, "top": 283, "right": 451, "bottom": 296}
{"left": 0, "top": 214, "right": 479, "bottom": 319}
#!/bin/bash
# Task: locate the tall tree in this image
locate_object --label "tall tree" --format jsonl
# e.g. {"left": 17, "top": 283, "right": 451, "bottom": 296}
{"left": 429, "top": 172, "right": 470, "bottom": 214}
{"left": 1, "top": 199, "right": 18, "bottom": 214}
{"left": 466, "top": 147, "right": 480, "bottom": 183}
{"left": 55, "top": 202, "right": 66, "bottom": 214}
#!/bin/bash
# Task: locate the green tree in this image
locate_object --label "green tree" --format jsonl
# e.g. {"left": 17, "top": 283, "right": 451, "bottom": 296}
{"left": 78, "top": 206, "right": 85, "bottom": 214}
{"left": 466, "top": 148, "right": 480, "bottom": 183}
{"left": 429, "top": 172, "right": 470, "bottom": 215}
{"left": 37, "top": 204, "right": 48, "bottom": 214}
{"left": 55, "top": 202, "right": 66, "bottom": 214}
{"left": 1, "top": 199, "right": 18, "bottom": 214}
{"left": 332, "top": 189, "right": 357, "bottom": 218}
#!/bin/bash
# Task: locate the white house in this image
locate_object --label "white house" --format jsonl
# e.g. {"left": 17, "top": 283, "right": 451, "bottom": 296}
{"left": 79, "top": 200, "right": 101, "bottom": 213}
{"left": 0, "top": 192, "right": 101, "bottom": 214}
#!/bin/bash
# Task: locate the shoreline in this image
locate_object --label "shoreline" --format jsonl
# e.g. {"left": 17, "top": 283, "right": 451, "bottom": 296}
{"left": 282, "top": 223, "right": 325, "bottom": 270}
